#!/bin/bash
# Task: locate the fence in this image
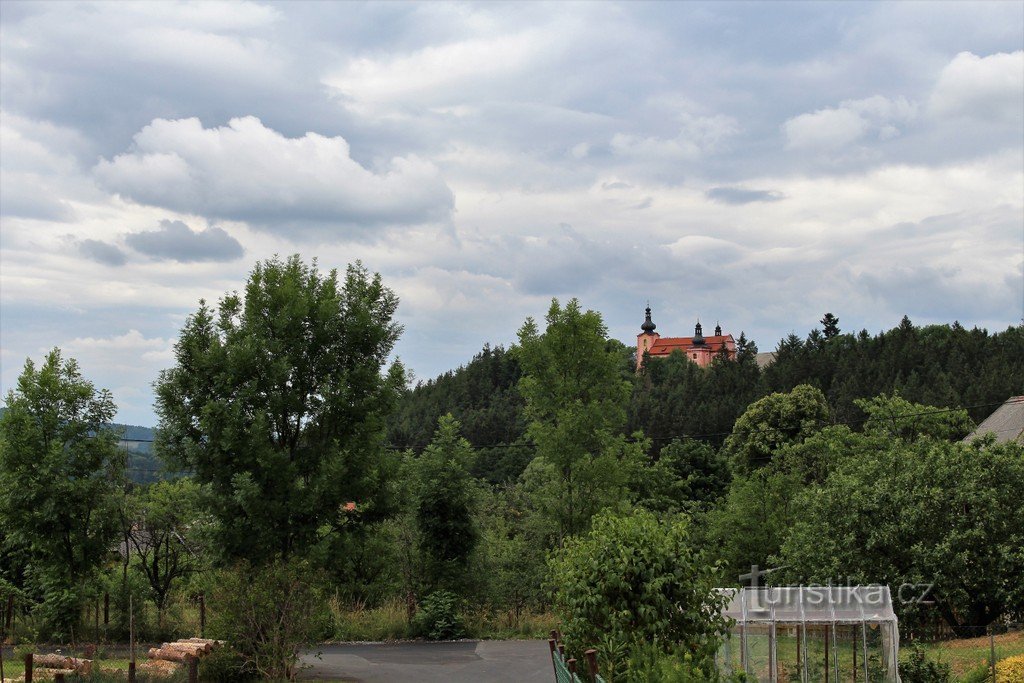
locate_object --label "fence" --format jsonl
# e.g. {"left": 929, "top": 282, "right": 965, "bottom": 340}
{"left": 548, "top": 629, "right": 606, "bottom": 683}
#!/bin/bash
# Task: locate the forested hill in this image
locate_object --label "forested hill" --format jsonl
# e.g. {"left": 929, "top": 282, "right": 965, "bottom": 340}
{"left": 388, "top": 318, "right": 1024, "bottom": 482}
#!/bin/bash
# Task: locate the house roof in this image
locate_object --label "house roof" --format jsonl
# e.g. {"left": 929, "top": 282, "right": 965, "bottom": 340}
{"left": 648, "top": 335, "right": 735, "bottom": 355}
{"left": 964, "top": 396, "right": 1024, "bottom": 444}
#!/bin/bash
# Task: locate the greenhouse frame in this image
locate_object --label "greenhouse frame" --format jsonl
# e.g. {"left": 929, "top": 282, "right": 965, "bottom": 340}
{"left": 715, "top": 586, "right": 900, "bottom": 682}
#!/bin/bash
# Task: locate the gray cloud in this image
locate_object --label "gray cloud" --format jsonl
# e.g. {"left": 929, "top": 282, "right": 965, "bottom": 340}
{"left": 706, "top": 187, "right": 784, "bottom": 205}
{"left": 125, "top": 220, "right": 244, "bottom": 263}
{"left": 78, "top": 238, "right": 127, "bottom": 266}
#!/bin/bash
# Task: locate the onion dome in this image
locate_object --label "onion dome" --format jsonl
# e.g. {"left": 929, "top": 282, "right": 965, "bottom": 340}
{"left": 641, "top": 306, "right": 657, "bottom": 333}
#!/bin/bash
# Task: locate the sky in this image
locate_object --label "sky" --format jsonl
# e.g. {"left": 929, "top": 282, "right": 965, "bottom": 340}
{"left": 1, "top": 1, "right": 1022, "bottom": 426}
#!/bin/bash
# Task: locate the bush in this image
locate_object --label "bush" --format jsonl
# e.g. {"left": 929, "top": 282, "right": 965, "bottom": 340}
{"left": 206, "top": 559, "right": 329, "bottom": 680}
{"left": 996, "top": 654, "right": 1024, "bottom": 682}
{"left": 411, "top": 590, "right": 465, "bottom": 640}
{"left": 548, "top": 508, "right": 728, "bottom": 679}
{"left": 900, "top": 646, "right": 952, "bottom": 683}
{"left": 198, "top": 644, "right": 254, "bottom": 683}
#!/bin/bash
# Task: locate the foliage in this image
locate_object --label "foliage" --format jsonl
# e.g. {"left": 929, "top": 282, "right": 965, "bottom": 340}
{"left": 856, "top": 392, "right": 973, "bottom": 442}
{"left": 996, "top": 654, "right": 1024, "bottom": 682}
{"left": 0, "top": 349, "right": 124, "bottom": 638}
{"left": 722, "top": 384, "right": 829, "bottom": 473}
{"left": 411, "top": 590, "right": 465, "bottom": 640}
{"left": 548, "top": 509, "right": 728, "bottom": 678}
{"left": 900, "top": 646, "right": 953, "bottom": 683}
{"left": 205, "top": 559, "right": 329, "bottom": 680}
{"left": 154, "top": 255, "right": 405, "bottom": 564}
{"left": 120, "top": 478, "right": 208, "bottom": 622}
{"left": 410, "top": 415, "right": 479, "bottom": 594}
{"left": 516, "top": 298, "right": 641, "bottom": 543}
{"left": 780, "top": 437, "right": 1024, "bottom": 635}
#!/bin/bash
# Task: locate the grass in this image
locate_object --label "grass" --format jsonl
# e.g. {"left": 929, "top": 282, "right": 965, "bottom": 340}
{"left": 916, "top": 629, "right": 1024, "bottom": 679}
{"left": 327, "top": 596, "right": 557, "bottom": 641}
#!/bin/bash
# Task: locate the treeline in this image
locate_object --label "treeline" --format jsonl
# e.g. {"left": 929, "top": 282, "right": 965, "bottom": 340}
{"left": 2, "top": 255, "right": 1022, "bottom": 681}
{"left": 389, "top": 316, "right": 1024, "bottom": 473}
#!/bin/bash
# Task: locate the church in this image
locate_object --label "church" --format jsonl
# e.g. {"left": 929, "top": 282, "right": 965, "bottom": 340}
{"left": 636, "top": 306, "right": 737, "bottom": 370}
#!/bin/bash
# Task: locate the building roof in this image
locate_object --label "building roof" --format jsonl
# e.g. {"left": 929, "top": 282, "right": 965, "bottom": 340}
{"left": 649, "top": 335, "right": 735, "bottom": 356}
{"left": 963, "top": 396, "right": 1024, "bottom": 444}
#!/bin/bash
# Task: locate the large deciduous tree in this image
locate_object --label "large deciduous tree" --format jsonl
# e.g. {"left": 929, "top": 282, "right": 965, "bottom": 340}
{"left": 780, "top": 436, "right": 1024, "bottom": 635}
{"left": 155, "top": 256, "right": 405, "bottom": 564}
{"left": 0, "top": 349, "right": 124, "bottom": 637}
{"left": 515, "top": 299, "right": 642, "bottom": 544}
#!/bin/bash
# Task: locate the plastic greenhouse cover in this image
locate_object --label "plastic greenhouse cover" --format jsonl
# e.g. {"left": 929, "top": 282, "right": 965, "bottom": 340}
{"left": 718, "top": 586, "right": 897, "bottom": 624}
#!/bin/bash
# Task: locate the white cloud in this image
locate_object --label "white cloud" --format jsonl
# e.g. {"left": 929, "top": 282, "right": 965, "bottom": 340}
{"left": 94, "top": 117, "right": 455, "bottom": 237}
{"left": 783, "top": 96, "right": 918, "bottom": 151}
{"left": 929, "top": 51, "right": 1024, "bottom": 123}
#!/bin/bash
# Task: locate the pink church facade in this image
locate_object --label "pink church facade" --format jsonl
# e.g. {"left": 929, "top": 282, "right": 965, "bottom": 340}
{"left": 636, "top": 306, "right": 737, "bottom": 370}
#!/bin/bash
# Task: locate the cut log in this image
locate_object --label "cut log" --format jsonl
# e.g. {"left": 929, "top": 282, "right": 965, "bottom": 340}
{"left": 162, "top": 642, "right": 210, "bottom": 655}
{"left": 32, "top": 655, "right": 91, "bottom": 674}
{"left": 147, "top": 648, "right": 191, "bottom": 663}
{"left": 182, "top": 638, "right": 222, "bottom": 647}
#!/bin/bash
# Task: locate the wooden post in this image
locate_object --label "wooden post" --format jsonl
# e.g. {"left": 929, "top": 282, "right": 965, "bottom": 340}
{"left": 24, "top": 652, "right": 33, "bottom": 683}
{"left": 558, "top": 643, "right": 566, "bottom": 660}
{"left": 824, "top": 626, "right": 829, "bottom": 683}
{"left": 4, "top": 594, "right": 12, "bottom": 633}
{"left": 568, "top": 658, "right": 578, "bottom": 675}
{"left": 188, "top": 654, "right": 199, "bottom": 683}
{"left": 127, "top": 661, "right": 136, "bottom": 683}
{"left": 199, "top": 593, "right": 206, "bottom": 638}
{"left": 548, "top": 639, "right": 559, "bottom": 678}
{"left": 104, "top": 592, "right": 109, "bottom": 627}
{"left": 850, "top": 633, "right": 855, "bottom": 682}
{"left": 990, "top": 627, "right": 996, "bottom": 683}
{"left": 54, "top": 674, "right": 65, "bottom": 683}
{"left": 796, "top": 629, "right": 802, "bottom": 681}
{"left": 585, "top": 649, "right": 599, "bottom": 682}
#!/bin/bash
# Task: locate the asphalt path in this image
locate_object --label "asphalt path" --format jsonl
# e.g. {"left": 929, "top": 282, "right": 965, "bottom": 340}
{"left": 299, "top": 639, "right": 553, "bottom": 682}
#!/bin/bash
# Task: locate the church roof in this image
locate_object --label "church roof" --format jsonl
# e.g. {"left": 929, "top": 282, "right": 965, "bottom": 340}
{"left": 648, "top": 335, "right": 735, "bottom": 356}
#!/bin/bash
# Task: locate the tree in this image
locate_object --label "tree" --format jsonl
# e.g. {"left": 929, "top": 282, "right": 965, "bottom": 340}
{"left": 515, "top": 299, "right": 641, "bottom": 544}
{"left": 722, "top": 384, "right": 830, "bottom": 473}
{"left": 780, "top": 437, "right": 1024, "bottom": 635}
{"left": 0, "top": 349, "right": 124, "bottom": 636}
{"left": 820, "top": 313, "right": 840, "bottom": 339}
{"left": 548, "top": 509, "right": 728, "bottom": 679}
{"left": 856, "top": 392, "right": 973, "bottom": 443}
{"left": 155, "top": 256, "right": 405, "bottom": 564}
{"left": 410, "top": 414, "right": 478, "bottom": 593}
{"left": 122, "top": 478, "right": 208, "bottom": 626}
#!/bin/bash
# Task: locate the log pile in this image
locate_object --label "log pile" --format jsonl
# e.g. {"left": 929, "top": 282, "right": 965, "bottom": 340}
{"left": 30, "top": 653, "right": 93, "bottom": 677}
{"left": 147, "top": 637, "right": 222, "bottom": 663}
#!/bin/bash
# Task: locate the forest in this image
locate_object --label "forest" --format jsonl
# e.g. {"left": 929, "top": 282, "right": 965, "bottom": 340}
{"left": 1, "top": 255, "right": 1022, "bottom": 682}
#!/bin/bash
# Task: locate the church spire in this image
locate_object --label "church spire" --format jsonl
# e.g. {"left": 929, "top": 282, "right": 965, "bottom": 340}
{"left": 715, "top": 322, "right": 722, "bottom": 336}
{"left": 641, "top": 304, "right": 657, "bottom": 334}
{"left": 693, "top": 319, "right": 705, "bottom": 346}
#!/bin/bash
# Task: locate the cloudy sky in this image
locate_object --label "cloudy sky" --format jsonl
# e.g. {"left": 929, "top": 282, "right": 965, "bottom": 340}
{"left": 1, "top": 1, "right": 1022, "bottom": 425}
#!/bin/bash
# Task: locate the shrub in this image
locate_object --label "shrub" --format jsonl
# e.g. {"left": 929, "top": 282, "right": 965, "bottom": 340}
{"left": 900, "top": 646, "right": 952, "bottom": 683}
{"left": 198, "top": 644, "right": 254, "bottom": 683}
{"left": 411, "top": 590, "right": 465, "bottom": 640}
{"left": 548, "top": 508, "right": 728, "bottom": 679}
{"left": 206, "top": 559, "right": 329, "bottom": 680}
{"left": 996, "top": 654, "right": 1024, "bottom": 683}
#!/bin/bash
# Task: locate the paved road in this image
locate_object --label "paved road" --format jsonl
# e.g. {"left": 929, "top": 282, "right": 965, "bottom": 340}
{"left": 299, "top": 640, "right": 553, "bottom": 682}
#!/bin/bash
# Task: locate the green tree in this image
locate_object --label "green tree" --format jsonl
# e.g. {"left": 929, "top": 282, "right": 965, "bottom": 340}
{"left": 411, "top": 414, "right": 478, "bottom": 593}
{"left": 780, "top": 437, "right": 1024, "bottom": 635}
{"left": 155, "top": 256, "right": 405, "bottom": 564}
{"left": 856, "top": 392, "right": 973, "bottom": 443}
{"left": 122, "top": 478, "right": 208, "bottom": 626}
{"left": 515, "top": 299, "right": 641, "bottom": 544}
{"left": 548, "top": 509, "right": 728, "bottom": 680}
{"left": 820, "top": 313, "right": 840, "bottom": 339}
{"left": 0, "top": 349, "right": 124, "bottom": 636}
{"left": 722, "top": 384, "right": 830, "bottom": 473}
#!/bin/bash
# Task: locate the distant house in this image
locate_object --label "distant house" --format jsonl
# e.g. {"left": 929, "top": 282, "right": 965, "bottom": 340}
{"left": 963, "top": 396, "right": 1024, "bottom": 444}
{"left": 635, "top": 306, "right": 737, "bottom": 370}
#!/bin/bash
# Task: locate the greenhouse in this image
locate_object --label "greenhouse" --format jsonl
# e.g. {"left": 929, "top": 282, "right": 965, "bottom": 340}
{"left": 715, "top": 586, "right": 900, "bottom": 683}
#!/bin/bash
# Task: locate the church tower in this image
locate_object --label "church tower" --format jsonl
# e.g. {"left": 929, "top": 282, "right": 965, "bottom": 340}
{"left": 636, "top": 305, "right": 661, "bottom": 369}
